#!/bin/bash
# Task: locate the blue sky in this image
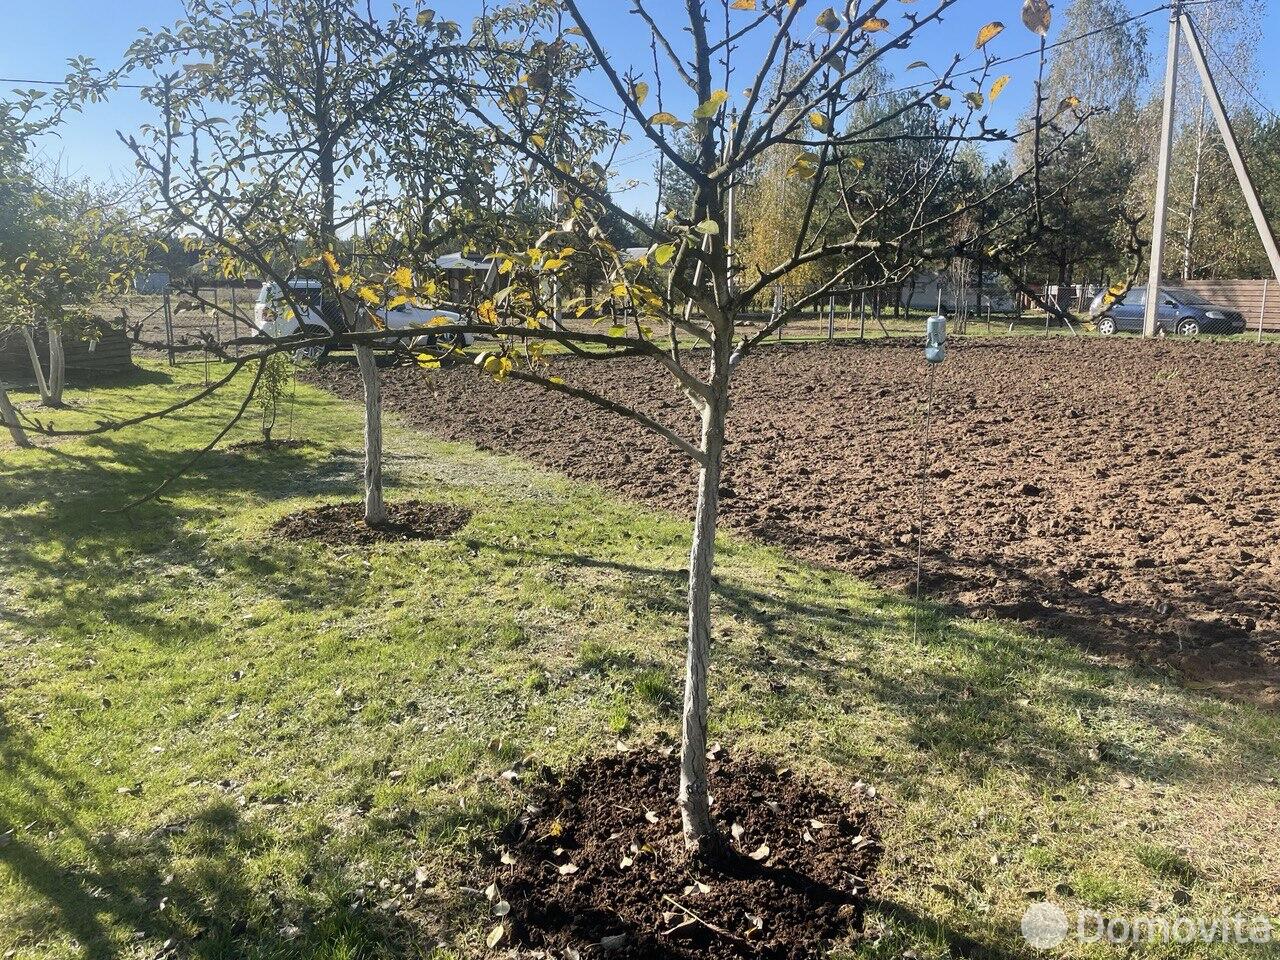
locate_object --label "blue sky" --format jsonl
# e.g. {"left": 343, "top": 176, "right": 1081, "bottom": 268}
{"left": 4, "top": 0, "right": 1278, "bottom": 212}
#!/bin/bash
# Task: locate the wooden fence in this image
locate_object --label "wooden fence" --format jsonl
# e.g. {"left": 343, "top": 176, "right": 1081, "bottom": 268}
{"left": 1181, "top": 279, "right": 1279, "bottom": 333}
{"left": 0, "top": 323, "right": 134, "bottom": 382}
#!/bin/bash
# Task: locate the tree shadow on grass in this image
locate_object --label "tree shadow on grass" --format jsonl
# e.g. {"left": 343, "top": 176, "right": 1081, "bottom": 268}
{"left": 1, "top": 365, "right": 176, "bottom": 397}
{"left": 860, "top": 896, "right": 1026, "bottom": 960}
{"left": 457, "top": 536, "right": 1276, "bottom": 792}
{"left": 0, "top": 432, "right": 377, "bottom": 604}
{"left": 0, "top": 431, "right": 362, "bottom": 514}
{"left": 0, "top": 708, "right": 433, "bottom": 959}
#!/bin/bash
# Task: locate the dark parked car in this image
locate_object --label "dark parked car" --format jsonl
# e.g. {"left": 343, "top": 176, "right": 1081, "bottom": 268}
{"left": 1090, "top": 284, "right": 1246, "bottom": 337}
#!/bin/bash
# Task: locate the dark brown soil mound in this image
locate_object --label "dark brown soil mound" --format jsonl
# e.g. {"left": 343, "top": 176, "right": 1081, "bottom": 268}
{"left": 271, "top": 500, "right": 470, "bottom": 545}
{"left": 228, "top": 437, "right": 309, "bottom": 452}
{"left": 489, "top": 749, "right": 879, "bottom": 960}
{"left": 307, "top": 339, "right": 1280, "bottom": 705}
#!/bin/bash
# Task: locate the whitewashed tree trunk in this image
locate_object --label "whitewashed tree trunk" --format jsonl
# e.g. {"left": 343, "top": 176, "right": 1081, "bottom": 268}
{"left": 679, "top": 379, "right": 728, "bottom": 856}
{"left": 354, "top": 342, "right": 386, "bottom": 526}
{"left": 46, "top": 324, "right": 65, "bottom": 406}
{"left": 0, "top": 382, "right": 31, "bottom": 448}
{"left": 19, "top": 326, "right": 52, "bottom": 406}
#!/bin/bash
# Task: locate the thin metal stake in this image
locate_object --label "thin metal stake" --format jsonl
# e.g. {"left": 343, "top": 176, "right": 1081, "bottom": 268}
{"left": 1260, "top": 279, "right": 1269, "bottom": 343}
{"left": 913, "top": 362, "right": 938, "bottom": 642}
{"left": 163, "top": 292, "right": 175, "bottom": 367}
{"left": 231, "top": 285, "right": 241, "bottom": 355}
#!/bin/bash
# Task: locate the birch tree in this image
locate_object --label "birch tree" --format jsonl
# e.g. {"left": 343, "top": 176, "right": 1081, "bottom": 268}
{"left": 1170, "top": 0, "right": 1262, "bottom": 280}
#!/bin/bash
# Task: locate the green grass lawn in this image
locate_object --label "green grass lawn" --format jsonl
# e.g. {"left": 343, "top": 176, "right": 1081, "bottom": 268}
{"left": 1, "top": 362, "right": 1277, "bottom": 960}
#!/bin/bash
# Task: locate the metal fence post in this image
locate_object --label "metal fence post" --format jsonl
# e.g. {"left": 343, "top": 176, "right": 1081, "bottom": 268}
{"left": 163, "top": 291, "right": 175, "bottom": 366}
{"left": 213, "top": 285, "right": 222, "bottom": 347}
{"left": 827, "top": 295, "right": 835, "bottom": 342}
{"left": 859, "top": 293, "right": 866, "bottom": 339}
{"left": 231, "top": 285, "right": 241, "bottom": 355}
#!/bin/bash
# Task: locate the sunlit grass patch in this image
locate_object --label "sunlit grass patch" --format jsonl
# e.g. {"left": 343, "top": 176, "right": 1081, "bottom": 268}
{"left": 0, "top": 362, "right": 1276, "bottom": 959}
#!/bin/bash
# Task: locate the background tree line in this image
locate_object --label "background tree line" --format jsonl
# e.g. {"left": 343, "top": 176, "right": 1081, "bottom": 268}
{"left": 700, "top": 0, "right": 1279, "bottom": 301}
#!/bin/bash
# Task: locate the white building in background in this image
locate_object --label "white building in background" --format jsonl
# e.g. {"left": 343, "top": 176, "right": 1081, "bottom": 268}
{"left": 900, "top": 269, "right": 1015, "bottom": 314}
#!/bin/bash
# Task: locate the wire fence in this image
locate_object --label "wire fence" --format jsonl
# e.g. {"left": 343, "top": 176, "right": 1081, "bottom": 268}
{"left": 104, "top": 285, "right": 263, "bottom": 374}
{"left": 111, "top": 274, "right": 1280, "bottom": 372}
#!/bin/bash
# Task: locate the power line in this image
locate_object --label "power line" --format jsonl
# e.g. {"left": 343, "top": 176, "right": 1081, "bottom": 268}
{"left": 1, "top": 77, "right": 147, "bottom": 89}
{"left": 1, "top": 0, "right": 1250, "bottom": 114}
{"left": 881, "top": 0, "right": 1203, "bottom": 101}
{"left": 1193, "top": 25, "right": 1280, "bottom": 125}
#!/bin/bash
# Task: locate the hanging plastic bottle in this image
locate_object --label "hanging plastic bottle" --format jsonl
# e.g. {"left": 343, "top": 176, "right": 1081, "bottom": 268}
{"left": 925, "top": 314, "right": 947, "bottom": 364}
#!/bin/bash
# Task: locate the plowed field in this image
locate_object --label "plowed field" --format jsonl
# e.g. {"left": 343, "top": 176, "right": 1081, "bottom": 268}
{"left": 310, "top": 337, "right": 1280, "bottom": 704}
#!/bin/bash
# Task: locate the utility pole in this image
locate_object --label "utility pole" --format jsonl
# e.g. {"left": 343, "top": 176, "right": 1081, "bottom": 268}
{"left": 1144, "top": 0, "right": 1181, "bottom": 339}
{"left": 1179, "top": 12, "right": 1280, "bottom": 287}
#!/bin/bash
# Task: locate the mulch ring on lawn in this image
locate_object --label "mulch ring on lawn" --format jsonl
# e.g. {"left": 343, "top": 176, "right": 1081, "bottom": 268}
{"left": 488, "top": 748, "right": 880, "bottom": 960}
{"left": 271, "top": 499, "right": 470, "bottom": 546}
{"left": 227, "top": 437, "right": 310, "bottom": 453}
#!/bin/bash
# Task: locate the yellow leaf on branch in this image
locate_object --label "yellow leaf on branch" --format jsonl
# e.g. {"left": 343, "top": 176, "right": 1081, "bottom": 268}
{"left": 975, "top": 21, "right": 1004, "bottom": 48}
{"left": 692, "top": 89, "right": 729, "bottom": 120}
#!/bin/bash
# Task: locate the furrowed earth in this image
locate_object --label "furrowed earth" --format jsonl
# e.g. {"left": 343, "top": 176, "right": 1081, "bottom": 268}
{"left": 309, "top": 336, "right": 1280, "bottom": 706}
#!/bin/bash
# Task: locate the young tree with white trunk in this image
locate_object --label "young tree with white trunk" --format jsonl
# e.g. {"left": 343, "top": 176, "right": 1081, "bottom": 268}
{"left": 8, "top": 179, "right": 143, "bottom": 408}
{"left": 400, "top": 0, "right": 1098, "bottom": 857}
{"left": 15, "top": 0, "right": 1093, "bottom": 861}
{"left": 119, "top": 0, "right": 479, "bottom": 524}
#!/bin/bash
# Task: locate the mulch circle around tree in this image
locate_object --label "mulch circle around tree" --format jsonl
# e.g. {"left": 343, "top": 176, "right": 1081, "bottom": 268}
{"left": 228, "top": 438, "right": 309, "bottom": 453}
{"left": 488, "top": 748, "right": 880, "bottom": 960}
{"left": 271, "top": 500, "right": 471, "bottom": 546}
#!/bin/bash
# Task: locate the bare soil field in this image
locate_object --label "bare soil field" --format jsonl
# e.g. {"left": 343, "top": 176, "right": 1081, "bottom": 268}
{"left": 309, "top": 337, "right": 1280, "bottom": 705}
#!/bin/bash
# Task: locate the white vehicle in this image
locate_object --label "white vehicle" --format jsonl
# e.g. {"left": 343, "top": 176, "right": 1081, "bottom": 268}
{"left": 252, "top": 278, "right": 471, "bottom": 361}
